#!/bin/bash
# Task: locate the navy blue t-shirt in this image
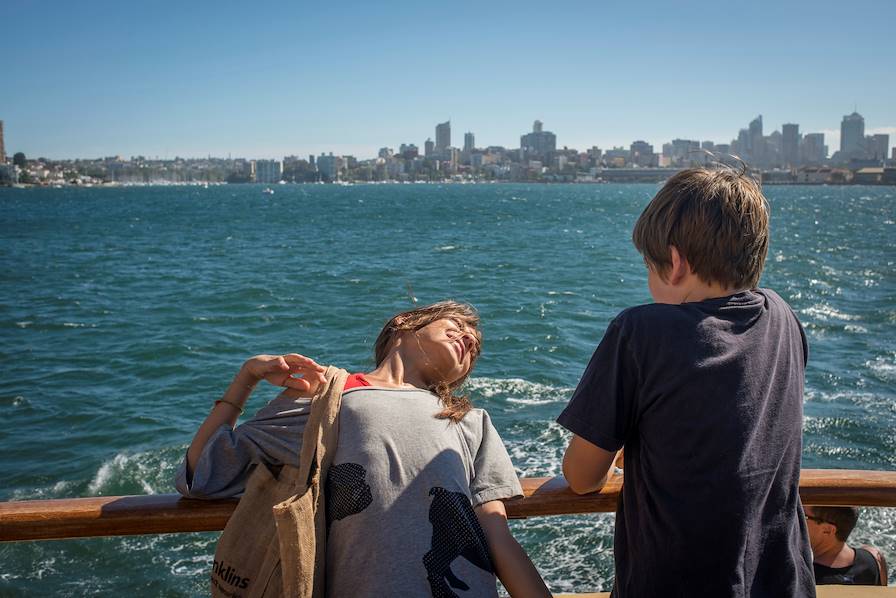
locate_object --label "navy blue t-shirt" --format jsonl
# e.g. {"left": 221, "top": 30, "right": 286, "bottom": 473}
{"left": 557, "top": 289, "right": 815, "bottom": 597}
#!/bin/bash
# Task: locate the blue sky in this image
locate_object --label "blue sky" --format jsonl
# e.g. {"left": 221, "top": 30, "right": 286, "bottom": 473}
{"left": 2, "top": 0, "right": 894, "bottom": 159}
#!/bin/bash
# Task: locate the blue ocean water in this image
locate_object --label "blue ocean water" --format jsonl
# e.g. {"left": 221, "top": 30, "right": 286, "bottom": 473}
{"left": 0, "top": 183, "right": 893, "bottom": 594}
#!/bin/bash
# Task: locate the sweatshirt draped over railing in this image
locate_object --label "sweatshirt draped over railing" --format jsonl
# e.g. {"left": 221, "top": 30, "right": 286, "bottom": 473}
{"left": 2, "top": 469, "right": 896, "bottom": 543}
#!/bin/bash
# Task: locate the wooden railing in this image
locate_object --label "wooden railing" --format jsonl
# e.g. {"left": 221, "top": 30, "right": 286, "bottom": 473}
{"left": 2, "top": 469, "right": 895, "bottom": 543}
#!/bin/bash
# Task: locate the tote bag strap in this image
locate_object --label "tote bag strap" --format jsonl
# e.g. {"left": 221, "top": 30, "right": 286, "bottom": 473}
{"left": 296, "top": 366, "right": 349, "bottom": 487}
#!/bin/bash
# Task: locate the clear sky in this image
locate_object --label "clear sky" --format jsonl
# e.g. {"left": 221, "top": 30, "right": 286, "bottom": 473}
{"left": 2, "top": 0, "right": 894, "bottom": 160}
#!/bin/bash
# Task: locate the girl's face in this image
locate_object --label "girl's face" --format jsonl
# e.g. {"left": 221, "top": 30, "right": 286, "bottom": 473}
{"left": 410, "top": 318, "right": 479, "bottom": 386}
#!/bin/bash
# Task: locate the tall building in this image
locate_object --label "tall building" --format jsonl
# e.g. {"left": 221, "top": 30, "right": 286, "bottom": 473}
{"left": 0, "top": 120, "right": 5, "bottom": 163}
{"left": 464, "top": 132, "right": 475, "bottom": 153}
{"left": 748, "top": 115, "right": 764, "bottom": 165}
{"left": 520, "top": 121, "right": 556, "bottom": 160}
{"left": 255, "top": 159, "right": 282, "bottom": 184}
{"left": 435, "top": 121, "right": 451, "bottom": 151}
{"left": 869, "top": 134, "right": 889, "bottom": 161}
{"left": 782, "top": 123, "right": 800, "bottom": 167}
{"left": 801, "top": 133, "right": 826, "bottom": 165}
{"left": 669, "top": 138, "right": 700, "bottom": 166}
{"left": 629, "top": 140, "right": 656, "bottom": 167}
{"left": 840, "top": 111, "right": 865, "bottom": 154}
{"left": 424, "top": 138, "right": 435, "bottom": 158}
{"left": 317, "top": 153, "right": 340, "bottom": 181}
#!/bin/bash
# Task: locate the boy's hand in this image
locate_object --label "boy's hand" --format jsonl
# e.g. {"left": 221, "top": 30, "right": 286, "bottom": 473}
{"left": 614, "top": 448, "right": 625, "bottom": 470}
{"left": 241, "top": 354, "right": 327, "bottom": 397}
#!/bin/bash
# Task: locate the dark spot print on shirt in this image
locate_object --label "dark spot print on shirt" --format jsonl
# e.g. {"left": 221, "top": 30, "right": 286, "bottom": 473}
{"left": 423, "top": 487, "right": 494, "bottom": 597}
{"left": 326, "top": 462, "right": 372, "bottom": 525}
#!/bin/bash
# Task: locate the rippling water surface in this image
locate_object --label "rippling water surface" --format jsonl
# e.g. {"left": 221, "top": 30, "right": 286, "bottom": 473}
{"left": 1, "top": 183, "right": 894, "bottom": 594}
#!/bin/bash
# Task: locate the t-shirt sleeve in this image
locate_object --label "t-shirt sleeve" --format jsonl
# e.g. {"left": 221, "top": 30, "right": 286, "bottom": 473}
{"left": 174, "top": 395, "right": 311, "bottom": 499}
{"left": 556, "top": 315, "right": 639, "bottom": 452}
{"left": 468, "top": 409, "right": 524, "bottom": 507}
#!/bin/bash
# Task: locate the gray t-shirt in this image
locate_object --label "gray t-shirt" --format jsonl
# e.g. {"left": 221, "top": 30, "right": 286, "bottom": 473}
{"left": 176, "top": 385, "right": 522, "bottom": 597}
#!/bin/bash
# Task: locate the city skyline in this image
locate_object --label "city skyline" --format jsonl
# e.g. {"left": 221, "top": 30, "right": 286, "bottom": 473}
{"left": 2, "top": 111, "right": 894, "bottom": 164}
{"left": 2, "top": 0, "right": 894, "bottom": 159}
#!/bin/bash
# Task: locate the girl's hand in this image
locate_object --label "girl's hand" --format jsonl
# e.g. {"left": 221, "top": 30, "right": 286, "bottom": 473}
{"left": 241, "top": 354, "right": 327, "bottom": 396}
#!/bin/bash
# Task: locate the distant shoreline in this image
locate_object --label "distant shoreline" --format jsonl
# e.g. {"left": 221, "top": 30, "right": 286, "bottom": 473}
{"left": 3, "top": 180, "right": 894, "bottom": 189}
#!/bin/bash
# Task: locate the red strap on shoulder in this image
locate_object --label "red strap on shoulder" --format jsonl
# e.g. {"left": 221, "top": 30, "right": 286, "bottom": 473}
{"left": 343, "top": 373, "right": 372, "bottom": 390}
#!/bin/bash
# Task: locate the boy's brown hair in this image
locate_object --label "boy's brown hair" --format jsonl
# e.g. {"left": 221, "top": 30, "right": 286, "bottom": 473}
{"left": 632, "top": 166, "right": 769, "bottom": 290}
{"left": 374, "top": 300, "right": 482, "bottom": 423}
{"left": 810, "top": 506, "right": 859, "bottom": 542}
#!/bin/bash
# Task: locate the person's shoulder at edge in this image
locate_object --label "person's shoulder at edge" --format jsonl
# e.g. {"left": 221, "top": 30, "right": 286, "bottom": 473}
{"left": 609, "top": 300, "right": 691, "bottom": 334}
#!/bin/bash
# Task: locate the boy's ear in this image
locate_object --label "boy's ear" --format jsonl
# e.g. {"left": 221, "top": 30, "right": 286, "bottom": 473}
{"left": 668, "top": 246, "right": 690, "bottom": 285}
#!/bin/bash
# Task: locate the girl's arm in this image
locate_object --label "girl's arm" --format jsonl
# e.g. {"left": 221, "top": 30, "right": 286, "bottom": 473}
{"left": 185, "top": 354, "right": 325, "bottom": 478}
{"left": 475, "top": 500, "right": 551, "bottom": 598}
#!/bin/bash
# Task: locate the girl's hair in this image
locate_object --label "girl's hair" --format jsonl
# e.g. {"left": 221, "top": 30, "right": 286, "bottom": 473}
{"left": 373, "top": 301, "right": 482, "bottom": 423}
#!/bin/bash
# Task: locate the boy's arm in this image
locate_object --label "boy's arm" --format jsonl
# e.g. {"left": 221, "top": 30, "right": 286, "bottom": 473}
{"left": 475, "top": 500, "right": 551, "bottom": 598}
{"left": 562, "top": 434, "right": 618, "bottom": 495}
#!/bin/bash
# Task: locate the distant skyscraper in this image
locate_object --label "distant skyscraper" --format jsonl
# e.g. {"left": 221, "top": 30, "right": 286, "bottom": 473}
{"left": 464, "top": 132, "right": 475, "bottom": 153}
{"left": 629, "top": 140, "right": 655, "bottom": 167}
{"left": 840, "top": 111, "right": 865, "bottom": 154}
{"left": 670, "top": 138, "right": 700, "bottom": 166}
{"left": 0, "top": 120, "right": 5, "bottom": 163}
{"left": 436, "top": 121, "right": 451, "bottom": 151}
{"left": 732, "top": 129, "right": 750, "bottom": 158}
{"left": 801, "top": 133, "right": 826, "bottom": 164}
{"left": 782, "top": 123, "right": 800, "bottom": 167}
{"left": 317, "top": 153, "right": 340, "bottom": 181}
{"left": 748, "top": 115, "right": 764, "bottom": 165}
{"left": 255, "top": 159, "right": 282, "bottom": 184}
{"left": 520, "top": 121, "right": 556, "bottom": 160}
{"left": 424, "top": 138, "right": 435, "bottom": 158}
{"left": 869, "top": 134, "right": 889, "bottom": 161}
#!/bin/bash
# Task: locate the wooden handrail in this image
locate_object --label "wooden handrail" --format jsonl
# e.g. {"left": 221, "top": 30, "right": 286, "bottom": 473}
{"left": 1, "top": 469, "right": 895, "bottom": 543}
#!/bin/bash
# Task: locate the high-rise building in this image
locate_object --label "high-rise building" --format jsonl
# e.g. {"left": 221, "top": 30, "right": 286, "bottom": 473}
{"left": 464, "top": 132, "right": 475, "bottom": 153}
{"left": 669, "top": 138, "right": 700, "bottom": 166}
{"left": 748, "top": 115, "right": 764, "bottom": 165}
{"left": 424, "top": 138, "right": 434, "bottom": 158}
{"left": 317, "top": 153, "right": 340, "bottom": 181}
{"left": 869, "top": 134, "right": 889, "bottom": 161}
{"left": 840, "top": 111, "right": 865, "bottom": 154}
{"left": 435, "top": 121, "right": 451, "bottom": 151}
{"left": 630, "top": 140, "right": 656, "bottom": 167}
{"left": 782, "top": 123, "right": 800, "bottom": 167}
{"left": 255, "top": 159, "right": 282, "bottom": 184}
{"left": 801, "top": 133, "right": 826, "bottom": 165}
{"left": 520, "top": 121, "right": 556, "bottom": 160}
{"left": 0, "top": 120, "right": 5, "bottom": 163}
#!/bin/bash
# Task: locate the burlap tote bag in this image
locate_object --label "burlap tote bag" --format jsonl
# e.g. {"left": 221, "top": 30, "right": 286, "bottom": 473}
{"left": 211, "top": 366, "right": 348, "bottom": 598}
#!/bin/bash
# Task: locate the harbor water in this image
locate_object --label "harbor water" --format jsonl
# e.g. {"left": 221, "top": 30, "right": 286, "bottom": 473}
{"left": 0, "top": 182, "right": 894, "bottom": 594}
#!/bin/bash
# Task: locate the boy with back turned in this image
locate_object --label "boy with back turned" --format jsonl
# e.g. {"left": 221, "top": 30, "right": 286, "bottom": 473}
{"left": 558, "top": 167, "right": 815, "bottom": 596}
